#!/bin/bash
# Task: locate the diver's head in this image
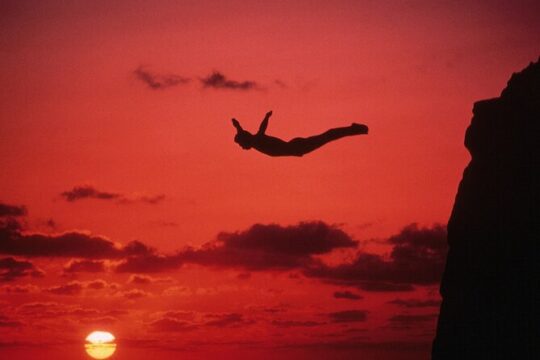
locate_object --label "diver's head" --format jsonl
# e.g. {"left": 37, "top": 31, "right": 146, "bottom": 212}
{"left": 232, "top": 118, "right": 253, "bottom": 150}
{"left": 234, "top": 131, "right": 254, "bottom": 150}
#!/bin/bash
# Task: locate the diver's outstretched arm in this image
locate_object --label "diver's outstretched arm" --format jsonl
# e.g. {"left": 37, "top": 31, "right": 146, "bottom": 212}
{"left": 257, "top": 110, "right": 272, "bottom": 135}
{"left": 232, "top": 118, "right": 243, "bottom": 132}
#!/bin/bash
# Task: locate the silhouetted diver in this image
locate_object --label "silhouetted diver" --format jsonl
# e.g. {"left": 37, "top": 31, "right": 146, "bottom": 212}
{"left": 232, "top": 111, "right": 368, "bottom": 157}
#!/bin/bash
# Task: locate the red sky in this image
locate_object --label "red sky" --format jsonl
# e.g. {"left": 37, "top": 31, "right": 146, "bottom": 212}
{"left": 1, "top": 1, "right": 539, "bottom": 359}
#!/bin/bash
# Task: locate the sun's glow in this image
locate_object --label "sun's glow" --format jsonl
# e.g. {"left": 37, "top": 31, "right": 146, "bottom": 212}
{"left": 85, "top": 331, "right": 116, "bottom": 359}
{"left": 86, "top": 331, "right": 115, "bottom": 344}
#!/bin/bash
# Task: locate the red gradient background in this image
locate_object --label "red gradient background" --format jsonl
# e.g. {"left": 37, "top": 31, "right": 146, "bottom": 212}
{"left": 1, "top": 1, "right": 539, "bottom": 359}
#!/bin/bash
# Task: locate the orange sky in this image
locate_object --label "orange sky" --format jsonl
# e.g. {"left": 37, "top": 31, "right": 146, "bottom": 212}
{"left": 1, "top": 1, "right": 539, "bottom": 359}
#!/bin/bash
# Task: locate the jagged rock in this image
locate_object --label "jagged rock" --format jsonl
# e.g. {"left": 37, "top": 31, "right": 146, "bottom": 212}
{"left": 432, "top": 59, "right": 540, "bottom": 360}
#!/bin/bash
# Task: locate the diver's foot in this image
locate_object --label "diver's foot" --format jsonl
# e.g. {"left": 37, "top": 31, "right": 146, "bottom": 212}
{"left": 351, "top": 123, "right": 368, "bottom": 134}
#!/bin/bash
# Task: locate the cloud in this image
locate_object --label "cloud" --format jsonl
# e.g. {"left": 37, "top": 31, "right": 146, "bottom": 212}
{"left": 271, "top": 320, "right": 323, "bottom": 328}
{"left": 60, "top": 185, "right": 165, "bottom": 205}
{"left": 45, "top": 279, "right": 117, "bottom": 295}
{"left": 158, "top": 312, "right": 255, "bottom": 334}
{"left": 388, "top": 313, "right": 438, "bottom": 329}
{"left": 0, "top": 257, "right": 44, "bottom": 282}
{"left": 134, "top": 194, "right": 166, "bottom": 205}
{"left": 1, "top": 284, "right": 39, "bottom": 293}
{"left": 274, "top": 80, "right": 288, "bottom": 89}
{"left": 162, "top": 285, "right": 191, "bottom": 296}
{"left": 2, "top": 205, "right": 445, "bottom": 301}
{"left": 134, "top": 66, "right": 190, "bottom": 90}
{"left": 333, "top": 290, "right": 363, "bottom": 300}
{"left": 86, "top": 279, "right": 108, "bottom": 290}
{"left": 115, "top": 221, "right": 356, "bottom": 273}
{"left": 127, "top": 274, "right": 172, "bottom": 285}
{"left": 148, "top": 311, "right": 253, "bottom": 331}
{"left": 180, "top": 221, "right": 358, "bottom": 271}
{"left": 389, "top": 313, "right": 438, "bottom": 323}
{"left": 1, "top": 205, "right": 156, "bottom": 263}
{"left": 0, "top": 315, "right": 23, "bottom": 328}
{"left": 388, "top": 298, "right": 441, "bottom": 308}
{"left": 79, "top": 315, "right": 119, "bottom": 326}
{"left": 16, "top": 302, "right": 65, "bottom": 317}
{"left": 115, "top": 254, "right": 182, "bottom": 273}
{"left": 63, "top": 259, "right": 106, "bottom": 273}
{"left": 149, "top": 318, "right": 197, "bottom": 332}
{"left": 328, "top": 310, "right": 368, "bottom": 323}
{"left": 304, "top": 224, "right": 447, "bottom": 291}
{"left": 357, "top": 282, "right": 414, "bottom": 292}
{"left": 1, "top": 219, "right": 152, "bottom": 258}
{"left": 4, "top": 207, "right": 360, "bottom": 278}
{"left": 61, "top": 185, "right": 120, "bottom": 202}
{"left": 0, "top": 203, "right": 26, "bottom": 217}
{"left": 200, "top": 71, "right": 259, "bottom": 90}
{"left": 121, "top": 289, "right": 149, "bottom": 300}
{"left": 128, "top": 274, "right": 154, "bottom": 284}
{"left": 278, "top": 338, "right": 431, "bottom": 351}
{"left": 16, "top": 302, "right": 126, "bottom": 321}
{"left": 45, "top": 219, "right": 57, "bottom": 229}
{"left": 157, "top": 311, "right": 195, "bottom": 321}
{"left": 17, "top": 302, "right": 92, "bottom": 317}
{"left": 45, "top": 281, "right": 84, "bottom": 296}
{"left": 204, "top": 313, "right": 248, "bottom": 328}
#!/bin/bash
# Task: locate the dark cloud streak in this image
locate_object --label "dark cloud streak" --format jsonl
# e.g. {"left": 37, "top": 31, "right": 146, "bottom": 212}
{"left": 328, "top": 310, "right": 368, "bottom": 323}
{"left": 60, "top": 185, "right": 165, "bottom": 205}
{"left": 333, "top": 290, "right": 363, "bottom": 300}
{"left": 134, "top": 66, "right": 190, "bottom": 90}
{"left": 0, "top": 203, "right": 27, "bottom": 217}
{"left": 61, "top": 185, "right": 120, "bottom": 202}
{"left": 0, "top": 257, "right": 44, "bottom": 282}
{"left": 200, "top": 71, "right": 259, "bottom": 90}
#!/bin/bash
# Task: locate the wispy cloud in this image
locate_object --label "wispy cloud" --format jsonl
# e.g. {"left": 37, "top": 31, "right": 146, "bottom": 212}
{"left": 127, "top": 274, "right": 173, "bottom": 285}
{"left": 61, "top": 185, "right": 120, "bottom": 202}
{"left": 63, "top": 259, "right": 106, "bottom": 273}
{"left": 134, "top": 66, "right": 190, "bottom": 90}
{"left": 45, "top": 281, "right": 84, "bottom": 296}
{"left": 271, "top": 320, "right": 323, "bottom": 328}
{"left": 0, "top": 315, "right": 23, "bottom": 328}
{"left": 200, "top": 71, "right": 260, "bottom": 90}
{"left": 44, "top": 279, "right": 118, "bottom": 295}
{"left": 0, "top": 257, "right": 44, "bottom": 282}
{"left": 60, "top": 185, "right": 165, "bottom": 205}
{"left": 328, "top": 310, "right": 368, "bottom": 323}
{"left": 148, "top": 317, "right": 197, "bottom": 332}
{"left": 121, "top": 288, "right": 150, "bottom": 300}
{"left": 333, "top": 290, "right": 363, "bottom": 300}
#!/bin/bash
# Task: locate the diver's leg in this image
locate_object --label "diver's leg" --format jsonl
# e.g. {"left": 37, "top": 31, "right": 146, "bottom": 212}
{"left": 287, "top": 124, "right": 368, "bottom": 156}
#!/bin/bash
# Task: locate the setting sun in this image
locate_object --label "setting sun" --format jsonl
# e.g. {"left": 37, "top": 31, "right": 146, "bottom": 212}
{"left": 85, "top": 331, "right": 117, "bottom": 359}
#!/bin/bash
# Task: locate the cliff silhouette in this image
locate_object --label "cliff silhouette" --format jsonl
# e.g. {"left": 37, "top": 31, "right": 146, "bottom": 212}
{"left": 432, "top": 59, "right": 540, "bottom": 359}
